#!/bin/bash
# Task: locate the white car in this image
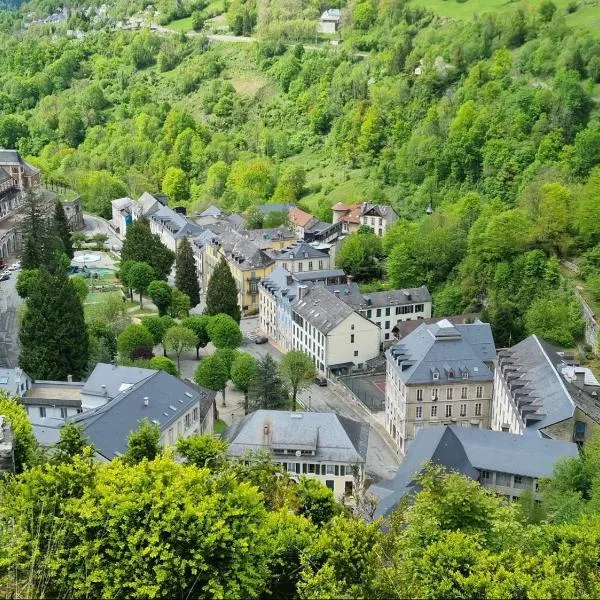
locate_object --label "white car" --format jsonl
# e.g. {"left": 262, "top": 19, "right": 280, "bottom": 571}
{"left": 8, "top": 262, "right": 20, "bottom": 271}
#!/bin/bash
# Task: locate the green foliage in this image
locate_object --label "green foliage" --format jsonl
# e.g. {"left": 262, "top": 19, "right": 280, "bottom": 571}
{"left": 53, "top": 199, "right": 73, "bottom": 259}
{"left": 170, "top": 288, "right": 191, "bottom": 319}
{"left": 163, "top": 325, "right": 197, "bottom": 371}
{"left": 15, "top": 269, "right": 40, "bottom": 298}
{"left": 205, "top": 258, "right": 241, "bottom": 322}
{"left": 19, "top": 268, "right": 89, "bottom": 381}
{"left": 121, "top": 219, "right": 175, "bottom": 281}
{"left": 336, "top": 231, "right": 384, "bottom": 282}
{"left": 207, "top": 313, "right": 243, "bottom": 348}
{"left": 231, "top": 352, "right": 257, "bottom": 392}
{"left": 0, "top": 392, "right": 38, "bottom": 472}
{"left": 127, "top": 261, "right": 155, "bottom": 307}
{"left": 147, "top": 279, "right": 172, "bottom": 316}
{"left": 123, "top": 418, "right": 162, "bottom": 465}
{"left": 70, "top": 275, "right": 89, "bottom": 303}
{"left": 54, "top": 423, "right": 91, "bottom": 463}
{"left": 194, "top": 353, "right": 229, "bottom": 405}
{"left": 176, "top": 434, "right": 228, "bottom": 469}
{"left": 182, "top": 315, "right": 210, "bottom": 358}
{"left": 141, "top": 314, "right": 175, "bottom": 345}
{"left": 117, "top": 324, "right": 154, "bottom": 360}
{"left": 279, "top": 350, "right": 315, "bottom": 409}
{"left": 296, "top": 477, "right": 340, "bottom": 526}
{"left": 148, "top": 355, "right": 179, "bottom": 376}
{"left": 525, "top": 292, "right": 585, "bottom": 346}
{"left": 162, "top": 166, "right": 188, "bottom": 203}
{"left": 175, "top": 237, "right": 200, "bottom": 308}
{"left": 249, "top": 354, "right": 289, "bottom": 411}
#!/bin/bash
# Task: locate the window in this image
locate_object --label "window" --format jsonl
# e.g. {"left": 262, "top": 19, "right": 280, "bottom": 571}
{"left": 463, "top": 369, "right": 469, "bottom": 379}
{"left": 376, "top": 308, "right": 381, "bottom": 317}
{"left": 396, "top": 306, "right": 401, "bottom": 315}
{"left": 385, "top": 333, "right": 390, "bottom": 340}
{"left": 326, "top": 464, "right": 335, "bottom": 475}
{"left": 354, "top": 350, "right": 358, "bottom": 357}
{"left": 319, "top": 260, "right": 323, "bottom": 269}
{"left": 432, "top": 370, "right": 439, "bottom": 380}
{"left": 445, "top": 404, "right": 452, "bottom": 418}
{"left": 367, "top": 309, "right": 372, "bottom": 318}
{"left": 193, "top": 407, "right": 198, "bottom": 421}
{"left": 76, "top": 408, "right": 83, "bottom": 414}
{"left": 446, "top": 388, "right": 453, "bottom": 400}
{"left": 351, "top": 334, "right": 355, "bottom": 343}
{"left": 416, "top": 389, "right": 423, "bottom": 401}
{"left": 325, "top": 480, "right": 334, "bottom": 490}
{"left": 60, "top": 407, "right": 68, "bottom": 419}
{"left": 475, "top": 403, "right": 482, "bottom": 416}
{"left": 385, "top": 320, "right": 390, "bottom": 329}
{"left": 298, "top": 263, "right": 303, "bottom": 272}
{"left": 431, "top": 388, "right": 439, "bottom": 401}
{"left": 480, "top": 470, "right": 491, "bottom": 484}
{"left": 460, "top": 403, "right": 467, "bottom": 417}
{"left": 351, "top": 324, "right": 355, "bottom": 330}
{"left": 461, "top": 387, "right": 468, "bottom": 399}
{"left": 185, "top": 414, "right": 191, "bottom": 429}
{"left": 416, "top": 406, "right": 423, "bottom": 419}
{"left": 309, "top": 261, "right": 313, "bottom": 271}
{"left": 339, "top": 465, "right": 346, "bottom": 476}
{"left": 513, "top": 475, "right": 524, "bottom": 489}
{"left": 431, "top": 405, "right": 437, "bottom": 417}
{"left": 476, "top": 386, "right": 483, "bottom": 398}
{"left": 385, "top": 308, "right": 390, "bottom": 316}
{"left": 39, "top": 407, "right": 46, "bottom": 418}
{"left": 415, "top": 304, "right": 424, "bottom": 312}
{"left": 168, "top": 428, "right": 174, "bottom": 444}
{"left": 308, "top": 464, "right": 316, "bottom": 474}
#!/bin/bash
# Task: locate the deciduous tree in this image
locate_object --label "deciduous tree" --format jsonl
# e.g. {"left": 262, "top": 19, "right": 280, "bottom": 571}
{"left": 207, "top": 313, "right": 243, "bottom": 348}
{"left": 163, "top": 325, "right": 198, "bottom": 371}
{"left": 117, "top": 324, "right": 154, "bottom": 360}
{"left": 127, "top": 261, "right": 155, "bottom": 308}
{"left": 147, "top": 280, "right": 172, "bottom": 316}
{"left": 182, "top": 315, "right": 210, "bottom": 359}
{"left": 231, "top": 352, "right": 257, "bottom": 414}
{"left": 195, "top": 354, "right": 229, "bottom": 406}
{"left": 279, "top": 350, "right": 315, "bottom": 411}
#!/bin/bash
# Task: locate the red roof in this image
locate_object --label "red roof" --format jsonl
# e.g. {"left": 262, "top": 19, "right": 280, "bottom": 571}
{"left": 288, "top": 207, "right": 315, "bottom": 228}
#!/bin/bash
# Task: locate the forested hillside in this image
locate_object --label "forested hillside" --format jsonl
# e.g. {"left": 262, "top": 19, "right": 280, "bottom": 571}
{"left": 0, "top": 0, "right": 599, "bottom": 346}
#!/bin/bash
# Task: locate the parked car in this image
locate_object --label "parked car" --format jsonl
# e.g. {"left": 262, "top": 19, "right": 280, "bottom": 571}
{"left": 254, "top": 335, "right": 268, "bottom": 345}
{"left": 8, "top": 262, "right": 20, "bottom": 271}
{"left": 0, "top": 272, "right": 10, "bottom": 281}
{"left": 315, "top": 376, "right": 328, "bottom": 387}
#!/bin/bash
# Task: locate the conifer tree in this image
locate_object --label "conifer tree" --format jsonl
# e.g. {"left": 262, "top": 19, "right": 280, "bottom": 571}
{"left": 19, "top": 268, "right": 89, "bottom": 380}
{"left": 175, "top": 238, "right": 200, "bottom": 307}
{"left": 205, "top": 257, "right": 241, "bottom": 322}
{"left": 249, "top": 354, "right": 289, "bottom": 410}
{"left": 53, "top": 199, "right": 73, "bottom": 259}
{"left": 121, "top": 218, "right": 175, "bottom": 280}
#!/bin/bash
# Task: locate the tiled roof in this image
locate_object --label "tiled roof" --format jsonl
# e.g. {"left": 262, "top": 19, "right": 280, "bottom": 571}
{"left": 212, "top": 229, "right": 275, "bottom": 269}
{"left": 331, "top": 285, "right": 431, "bottom": 311}
{"left": 275, "top": 241, "right": 328, "bottom": 260}
{"left": 0, "top": 149, "right": 20, "bottom": 164}
{"left": 288, "top": 207, "right": 316, "bottom": 228}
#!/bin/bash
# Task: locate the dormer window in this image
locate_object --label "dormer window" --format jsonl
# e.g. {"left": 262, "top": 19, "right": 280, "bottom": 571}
{"left": 462, "top": 370, "right": 469, "bottom": 379}
{"left": 448, "top": 370, "right": 454, "bottom": 379}
{"left": 433, "top": 370, "right": 439, "bottom": 380}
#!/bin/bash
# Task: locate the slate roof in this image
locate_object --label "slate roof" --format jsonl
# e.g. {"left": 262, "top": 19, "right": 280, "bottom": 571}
{"left": 294, "top": 268, "right": 346, "bottom": 282}
{"left": 245, "top": 226, "right": 297, "bottom": 249}
{"left": 198, "top": 204, "right": 223, "bottom": 218}
{"left": 360, "top": 202, "right": 397, "bottom": 219}
{"left": 497, "top": 335, "right": 600, "bottom": 435}
{"left": 0, "top": 168, "right": 13, "bottom": 185}
{"left": 292, "top": 285, "right": 356, "bottom": 334}
{"left": 224, "top": 410, "right": 369, "bottom": 464}
{"left": 71, "top": 371, "right": 215, "bottom": 459}
{"left": 331, "top": 285, "right": 431, "bottom": 311}
{"left": 112, "top": 196, "right": 133, "bottom": 211}
{"left": 276, "top": 241, "right": 328, "bottom": 260}
{"left": 81, "top": 363, "right": 155, "bottom": 400}
{"left": 150, "top": 205, "right": 203, "bottom": 239}
{"left": 394, "top": 314, "right": 480, "bottom": 340}
{"left": 228, "top": 213, "right": 246, "bottom": 229}
{"left": 387, "top": 319, "right": 495, "bottom": 385}
{"left": 212, "top": 229, "right": 275, "bottom": 270}
{"left": 136, "top": 192, "right": 161, "bottom": 217}
{"left": 372, "top": 426, "right": 578, "bottom": 518}
{"left": 0, "top": 149, "right": 20, "bottom": 164}
{"left": 321, "top": 8, "right": 340, "bottom": 20}
{"left": 0, "top": 368, "right": 30, "bottom": 397}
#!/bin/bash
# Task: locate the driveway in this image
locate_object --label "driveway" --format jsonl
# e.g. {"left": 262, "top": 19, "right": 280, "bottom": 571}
{"left": 83, "top": 213, "right": 123, "bottom": 252}
{"left": 0, "top": 269, "right": 22, "bottom": 368}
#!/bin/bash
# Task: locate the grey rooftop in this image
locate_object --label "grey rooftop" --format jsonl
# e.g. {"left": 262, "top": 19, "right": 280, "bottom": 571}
{"left": 224, "top": 410, "right": 369, "bottom": 464}
{"left": 387, "top": 319, "right": 496, "bottom": 385}
{"left": 372, "top": 426, "right": 578, "bottom": 518}
{"left": 293, "top": 285, "right": 356, "bottom": 334}
{"left": 81, "top": 362, "right": 155, "bottom": 400}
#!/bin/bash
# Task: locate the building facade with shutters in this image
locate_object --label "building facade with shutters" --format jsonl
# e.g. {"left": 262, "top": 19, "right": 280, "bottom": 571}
{"left": 385, "top": 319, "right": 496, "bottom": 455}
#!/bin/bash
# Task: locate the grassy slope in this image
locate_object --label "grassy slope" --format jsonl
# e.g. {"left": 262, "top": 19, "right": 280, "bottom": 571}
{"left": 411, "top": 0, "right": 600, "bottom": 36}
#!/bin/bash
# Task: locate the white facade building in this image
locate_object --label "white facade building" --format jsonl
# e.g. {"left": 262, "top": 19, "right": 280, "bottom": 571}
{"left": 224, "top": 410, "right": 369, "bottom": 499}
{"left": 291, "top": 285, "right": 380, "bottom": 376}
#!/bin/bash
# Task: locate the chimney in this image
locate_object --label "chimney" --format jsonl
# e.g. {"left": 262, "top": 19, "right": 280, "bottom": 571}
{"left": 143, "top": 396, "right": 149, "bottom": 406}
{"left": 67, "top": 374, "right": 73, "bottom": 383}
{"left": 101, "top": 384, "right": 107, "bottom": 397}
{"left": 334, "top": 289, "right": 340, "bottom": 298}
{"left": 298, "top": 285, "right": 308, "bottom": 300}
{"left": 347, "top": 275, "right": 353, "bottom": 283}
{"left": 263, "top": 423, "right": 271, "bottom": 447}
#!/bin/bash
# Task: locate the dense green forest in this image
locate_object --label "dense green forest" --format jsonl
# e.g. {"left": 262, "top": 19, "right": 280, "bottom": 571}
{"left": 0, "top": 0, "right": 598, "bottom": 346}
{"left": 4, "top": 406, "right": 600, "bottom": 598}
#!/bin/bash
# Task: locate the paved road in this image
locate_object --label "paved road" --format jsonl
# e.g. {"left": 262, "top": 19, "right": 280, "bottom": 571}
{"left": 83, "top": 213, "right": 123, "bottom": 251}
{"left": 242, "top": 316, "right": 400, "bottom": 482}
{"left": 0, "top": 270, "right": 22, "bottom": 368}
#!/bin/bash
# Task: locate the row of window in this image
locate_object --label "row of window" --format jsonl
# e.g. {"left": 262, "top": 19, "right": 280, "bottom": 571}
{"left": 415, "top": 403, "right": 482, "bottom": 419}
{"left": 36, "top": 406, "right": 82, "bottom": 418}
{"left": 366, "top": 304, "right": 426, "bottom": 319}
{"left": 280, "top": 260, "right": 325, "bottom": 272}
{"left": 416, "top": 386, "right": 484, "bottom": 401}
{"left": 283, "top": 462, "right": 350, "bottom": 476}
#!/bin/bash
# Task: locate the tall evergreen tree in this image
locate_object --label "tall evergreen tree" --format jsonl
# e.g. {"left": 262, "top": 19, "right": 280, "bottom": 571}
{"left": 53, "top": 199, "right": 73, "bottom": 259}
{"left": 19, "top": 190, "right": 51, "bottom": 270}
{"left": 249, "top": 354, "right": 289, "bottom": 411}
{"left": 19, "top": 268, "right": 89, "bottom": 380}
{"left": 175, "top": 238, "right": 200, "bottom": 307}
{"left": 205, "top": 257, "right": 241, "bottom": 322}
{"left": 121, "top": 218, "right": 175, "bottom": 280}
